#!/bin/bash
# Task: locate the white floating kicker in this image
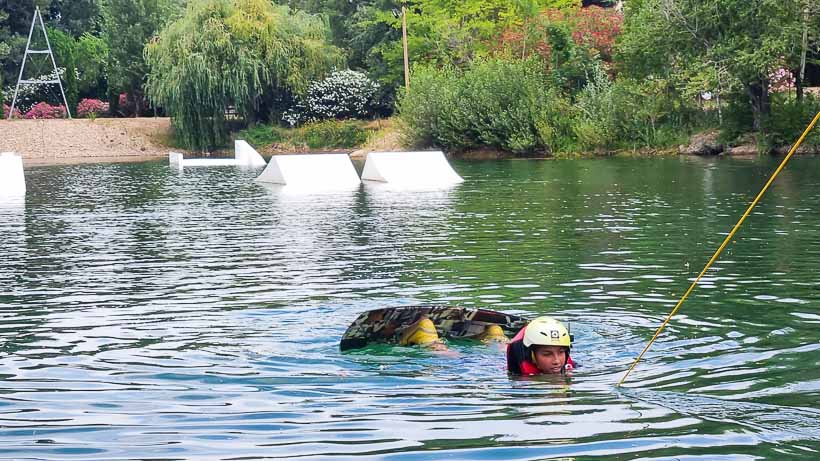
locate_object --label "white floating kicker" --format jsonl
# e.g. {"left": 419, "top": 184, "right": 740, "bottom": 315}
{"left": 235, "top": 140, "right": 267, "bottom": 167}
{"left": 168, "top": 140, "right": 267, "bottom": 169}
{"left": 255, "top": 154, "right": 360, "bottom": 189}
{"left": 0, "top": 152, "right": 26, "bottom": 196}
{"left": 361, "top": 151, "right": 463, "bottom": 186}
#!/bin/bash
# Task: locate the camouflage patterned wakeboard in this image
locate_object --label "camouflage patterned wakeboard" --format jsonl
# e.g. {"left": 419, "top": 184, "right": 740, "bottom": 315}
{"left": 340, "top": 305, "right": 530, "bottom": 351}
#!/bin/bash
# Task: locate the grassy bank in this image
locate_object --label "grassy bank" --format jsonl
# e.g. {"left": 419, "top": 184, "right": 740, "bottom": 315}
{"left": 232, "top": 119, "right": 397, "bottom": 153}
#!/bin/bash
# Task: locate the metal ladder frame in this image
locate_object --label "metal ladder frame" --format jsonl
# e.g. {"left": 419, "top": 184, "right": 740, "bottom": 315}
{"left": 8, "top": 6, "right": 72, "bottom": 119}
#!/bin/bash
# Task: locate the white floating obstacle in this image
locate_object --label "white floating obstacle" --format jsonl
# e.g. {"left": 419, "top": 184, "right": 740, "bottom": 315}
{"left": 0, "top": 152, "right": 26, "bottom": 197}
{"left": 255, "top": 154, "right": 360, "bottom": 190}
{"left": 235, "top": 140, "right": 268, "bottom": 167}
{"left": 361, "top": 151, "right": 463, "bottom": 186}
{"left": 169, "top": 140, "right": 267, "bottom": 169}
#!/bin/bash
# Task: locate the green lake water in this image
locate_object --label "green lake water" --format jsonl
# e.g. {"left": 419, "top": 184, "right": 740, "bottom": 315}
{"left": 0, "top": 156, "right": 818, "bottom": 460}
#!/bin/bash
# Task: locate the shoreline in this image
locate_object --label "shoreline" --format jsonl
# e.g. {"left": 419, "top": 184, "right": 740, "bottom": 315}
{"left": 22, "top": 154, "right": 167, "bottom": 166}
{"left": 4, "top": 117, "right": 817, "bottom": 167}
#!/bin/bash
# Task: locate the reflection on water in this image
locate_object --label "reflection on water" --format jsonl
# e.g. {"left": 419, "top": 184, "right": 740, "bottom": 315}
{"left": 0, "top": 157, "right": 819, "bottom": 459}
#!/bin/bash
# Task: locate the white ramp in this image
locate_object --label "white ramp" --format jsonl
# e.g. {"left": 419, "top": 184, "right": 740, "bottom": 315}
{"left": 256, "top": 154, "right": 360, "bottom": 190}
{"left": 235, "top": 140, "right": 267, "bottom": 167}
{"left": 168, "top": 139, "right": 267, "bottom": 169}
{"left": 0, "top": 152, "right": 26, "bottom": 196}
{"left": 361, "top": 151, "right": 462, "bottom": 186}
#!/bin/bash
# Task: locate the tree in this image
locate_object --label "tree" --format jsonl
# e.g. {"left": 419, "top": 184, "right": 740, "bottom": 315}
{"left": 47, "top": 27, "right": 79, "bottom": 110}
{"left": 794, "top": 0, "right": 820, "bottom": 100}
{"left": 145, "top": 0, "right": 343, "bottom": 150}
{"left": 74, "top": 33, "right": 109, "bottom": 99}
{"left": 0, "top": 1, "right": 53, "bottom": 90}
{"left": 617, "top": 0, "right": 804, "bottom": 132}
{"left": 102, "top": 0, "right": 181, "bottom": 116}
{"left": 47, "top": 0, "right": 102, "bottom": 36}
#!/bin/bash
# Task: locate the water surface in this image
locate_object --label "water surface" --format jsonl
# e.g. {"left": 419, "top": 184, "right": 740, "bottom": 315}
{"left": 1, "top": 156, "right": 819, "bottom": 460}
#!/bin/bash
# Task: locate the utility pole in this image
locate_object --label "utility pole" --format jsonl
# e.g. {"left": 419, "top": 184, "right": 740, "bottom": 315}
{"left": 402, "top": 4, "right": 410, "bottom": 90}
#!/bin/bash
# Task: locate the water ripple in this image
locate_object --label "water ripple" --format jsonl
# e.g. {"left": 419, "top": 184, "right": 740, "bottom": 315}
{"left": 1, "top": 157, "right": 819, "bottom": 459}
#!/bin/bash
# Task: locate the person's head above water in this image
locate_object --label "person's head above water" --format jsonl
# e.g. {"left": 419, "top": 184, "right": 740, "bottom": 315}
{"left": 507, "top": 316, "right": 574, "bottom": 375}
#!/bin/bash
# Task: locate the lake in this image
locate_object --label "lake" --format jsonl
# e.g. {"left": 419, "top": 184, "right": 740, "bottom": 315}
{"left": 1, "top": 156, "right": 819, "bottom": 460}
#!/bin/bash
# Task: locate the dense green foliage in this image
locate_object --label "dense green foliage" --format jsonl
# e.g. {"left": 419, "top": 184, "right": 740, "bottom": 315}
{"left": 761, "top": 94, "right": 820, "bottom": 149}
{"left": 617, "top": 0, "right": 820, "bottom": 135}
{"left": 236, "top": 119, "right": 370, "bottom": 149}
{"left": 399, "top": 59, "right": 694, "bottom": 155}
{"left": 144, "top": 0, "right": 343, "bottom": 150}
{"left": 399, "top": 58, "right": 572, "bottom": 155}
{"left": 47, "top": 28, "right": 78, "bottom": 109}
{"left": 297, "top": 120, "right": 369, "bottom": 149}
{"left": 103, "top": 0, "right": 181, "bottom": 116}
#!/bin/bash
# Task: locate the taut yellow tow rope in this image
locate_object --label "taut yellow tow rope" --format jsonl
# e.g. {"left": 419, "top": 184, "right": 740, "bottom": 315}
{"left": 618, "top": 111, "right": 820, "bottom": 387}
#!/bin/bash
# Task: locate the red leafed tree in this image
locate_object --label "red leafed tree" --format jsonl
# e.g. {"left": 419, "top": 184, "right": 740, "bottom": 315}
{"left": 497, "top": 6, "right": 622, "bottom": 63}
{"left": 571, "top": 7, "right": 622, "bottom": 61}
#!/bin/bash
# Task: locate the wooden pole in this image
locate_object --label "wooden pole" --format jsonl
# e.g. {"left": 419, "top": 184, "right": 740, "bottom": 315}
{"left": 402, "top": 5, "right": 410, "bottom": 90}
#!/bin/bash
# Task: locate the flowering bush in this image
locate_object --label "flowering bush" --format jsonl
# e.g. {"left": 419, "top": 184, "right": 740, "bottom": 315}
{"left": 25, "top": 102, "right": 67, "bottom": 119}
{"left": 283, "top": 70, "right": 381, "bottom": 126}
{"left": 769, "top": 67, "right": 795, "bottom": 93}
{"left": 1, "top": 68, "right": 68, "bottom": 113}
{"left": 77, "top": 98, "right": 109, "bottom": 118}
{"left": 2, "top": 104, "right": 23, "bottom": 119}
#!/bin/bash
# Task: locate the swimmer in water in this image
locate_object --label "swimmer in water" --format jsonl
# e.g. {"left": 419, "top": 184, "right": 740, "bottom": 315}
{"left": 506, "top": 316, "right": 574, "bottom": 375}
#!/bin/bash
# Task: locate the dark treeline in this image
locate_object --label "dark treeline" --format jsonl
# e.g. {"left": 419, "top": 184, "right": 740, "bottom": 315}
{"left": 1, "top": 0, "right": 819, "bottom": 153}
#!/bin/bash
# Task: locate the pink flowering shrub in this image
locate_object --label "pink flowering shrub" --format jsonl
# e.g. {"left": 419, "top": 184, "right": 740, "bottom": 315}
{"left": 2, "top": 104, "right": 23, "bottom": 119}
{"left": 25, "top": 102, "right": 67, "bottom": 119}
{"left": 77, "top": 98, "right": 109, "bottom": 118}
{"left": 769, "top": 67, "right": 795, "bottom": 93}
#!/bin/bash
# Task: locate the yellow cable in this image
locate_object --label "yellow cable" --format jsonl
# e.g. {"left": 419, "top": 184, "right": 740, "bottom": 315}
{"left": 618, "top": 111, "right": 820, "bottom": 387}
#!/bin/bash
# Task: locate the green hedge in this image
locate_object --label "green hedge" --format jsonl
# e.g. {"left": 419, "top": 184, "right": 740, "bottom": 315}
{"left": 398, "top": 58, "right": 573, "bottom": 156}
{"left": 573, "top": 69, "right": 691, "bottom": 151}
{"left": 398, "top": 58, "right": 693, "bottom": 155}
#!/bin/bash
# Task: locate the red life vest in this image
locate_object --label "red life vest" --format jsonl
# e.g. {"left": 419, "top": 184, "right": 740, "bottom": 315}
{"left": 507, "top": 325, "right": 574, "bottom": 376}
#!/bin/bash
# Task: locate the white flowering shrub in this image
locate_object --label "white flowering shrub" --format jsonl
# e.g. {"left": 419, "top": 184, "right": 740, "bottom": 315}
{"left": 2, "top": 68, "right": 69, "bottom": 113}
{"left": 283, "top": 70, "right": 380, "bottom": 126}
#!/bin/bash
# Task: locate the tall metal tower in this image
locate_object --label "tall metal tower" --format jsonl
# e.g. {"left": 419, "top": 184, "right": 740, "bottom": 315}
{"left": 8, "top": 6, "right": 72, "bottom": 119}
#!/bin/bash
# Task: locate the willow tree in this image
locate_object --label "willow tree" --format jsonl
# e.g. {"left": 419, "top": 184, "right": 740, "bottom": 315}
{"left": 145, "top": 0, "right": 343, "bottom": 150}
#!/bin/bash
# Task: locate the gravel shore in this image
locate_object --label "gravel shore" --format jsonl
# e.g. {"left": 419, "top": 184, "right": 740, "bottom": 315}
{"left": 0, "top": 118, "right": 174, "bottom": 165}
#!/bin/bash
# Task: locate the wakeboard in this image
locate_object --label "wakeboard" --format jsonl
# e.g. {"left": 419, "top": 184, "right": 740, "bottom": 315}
{"left": 340, "top": 305, "right": 530, "bottom": 351}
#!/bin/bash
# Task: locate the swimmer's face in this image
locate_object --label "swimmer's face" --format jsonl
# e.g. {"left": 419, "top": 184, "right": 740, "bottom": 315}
{"left": 532, "top": 345, "right": 566, "bottom": 374}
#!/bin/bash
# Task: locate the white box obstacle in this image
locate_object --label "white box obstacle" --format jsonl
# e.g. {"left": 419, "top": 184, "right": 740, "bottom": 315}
{"left": 169, "top": 140, "right": 267, "bottom": 169}
{"left": 361, "top": 151, "right": 463, "bottom": 186}
{"left": 0, "top": 152, "right": 26, "bottom": 196}
{"left": 255, "top": 154, "right": 360, "bottom": 189}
